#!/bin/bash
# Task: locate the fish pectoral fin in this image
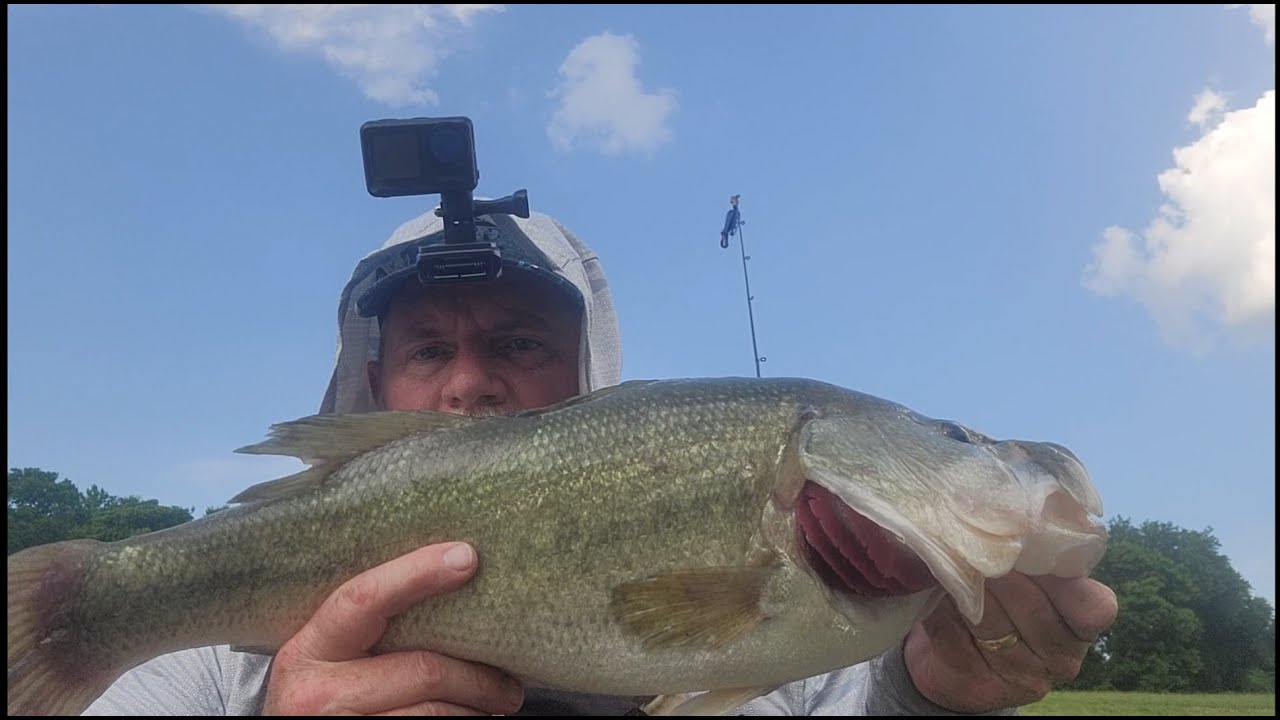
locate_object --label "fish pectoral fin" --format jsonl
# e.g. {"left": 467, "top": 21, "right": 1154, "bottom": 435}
{"left": 229, "top": 411, "right": 480, "bottom": 504}
{"left": 641, "top": 686, "right": 778, "bottom": 716}
{"left": 609, "top": 566, "right": 771, "bottom": 652}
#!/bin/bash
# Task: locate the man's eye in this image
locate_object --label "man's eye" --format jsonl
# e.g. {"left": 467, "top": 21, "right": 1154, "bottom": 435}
{"left": 503, "top": 337, "right": 544, "bottom": 353}
{"left": 412, "top": 346, "right": 450, "bottom": 361}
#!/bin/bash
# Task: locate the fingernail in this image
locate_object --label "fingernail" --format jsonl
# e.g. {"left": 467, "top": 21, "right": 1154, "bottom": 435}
{"left": 443, "top": 543, "right": 475, "bottom": 571}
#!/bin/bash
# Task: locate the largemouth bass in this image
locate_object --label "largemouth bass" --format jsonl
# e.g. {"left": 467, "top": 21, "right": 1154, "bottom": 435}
{"left": 7, "top": 377, "right": 1107, "bottom": 716}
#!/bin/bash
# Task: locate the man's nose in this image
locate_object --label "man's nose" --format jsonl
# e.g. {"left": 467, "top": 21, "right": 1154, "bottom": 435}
{"left": 440, "top": 348, "right": 506, "bottom": 414}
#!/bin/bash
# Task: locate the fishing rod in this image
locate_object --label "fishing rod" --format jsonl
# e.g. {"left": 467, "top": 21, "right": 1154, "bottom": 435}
{"left": 720, "top": 195, "right": 765, "bottom": 378}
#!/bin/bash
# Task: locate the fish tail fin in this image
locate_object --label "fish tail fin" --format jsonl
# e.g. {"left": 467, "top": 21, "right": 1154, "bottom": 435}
{"left": 8, "top": 539, "right": 118, "bottom": 716}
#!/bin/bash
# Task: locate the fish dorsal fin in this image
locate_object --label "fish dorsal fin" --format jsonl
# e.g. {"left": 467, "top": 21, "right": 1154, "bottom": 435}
{"left": 227, "top": 466, "right": 328, "bottom": 505}
{"left": 235, "top": 411, "right": 476, "bottom": 464}
{"left": 228, "top": 411, "right": 477, "bottom": 504}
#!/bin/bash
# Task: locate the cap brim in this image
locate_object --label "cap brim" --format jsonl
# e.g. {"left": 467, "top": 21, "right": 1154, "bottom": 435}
{"left": 356, "top": 260, "right": 583, "bottom": 319}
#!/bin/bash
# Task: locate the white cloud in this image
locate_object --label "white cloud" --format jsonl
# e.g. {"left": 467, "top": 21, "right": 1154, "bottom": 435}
{"left": 1187, "top": 89, "right": 1226, "bottom": 129}
{"left": 547, "top": 32, "right": 677, "bottom": 156}
{"left": 1083, "top": 89, "right": 1275, "bottom": 351}
{"left": 204, "top": 4, "right": 504, "bottom": 107}
{"left": 1245, "top": 3, "right": 1275, "bottom": 45}
{"left": 1089, "top": 6, "right": 1277, "bottom": 352}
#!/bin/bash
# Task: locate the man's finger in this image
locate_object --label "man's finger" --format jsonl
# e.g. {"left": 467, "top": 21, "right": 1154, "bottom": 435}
{"left": 1031, "top": 575, "right": 1118, "bottom": 643}
{"left": 964, "top": 582, "right": 1046, "bottom": 685}
{"left": 986, "top": 573, "right": 1101, "bottom": 688}
{"left": 337, "top": 651, "right": 523, "bottom": 715}
{"left": 967, "top": 586, "right": 1021, "bottom": 655}
{"left": 293, "top": 542, "right": 479, "bottom": 662}
{"left": 905, "top": 598, "right": 1015, "bottom": 714}
{"left": 989, "top": 573, "right": 1088, "bottom": 660}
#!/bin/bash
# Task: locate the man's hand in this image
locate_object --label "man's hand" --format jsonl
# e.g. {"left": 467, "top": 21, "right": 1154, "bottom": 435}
{"left": 904, "top": 572, "right": 1117, "bottom": 714}
{"left": 262, "top": 542, "right": 525, "bottom": 716}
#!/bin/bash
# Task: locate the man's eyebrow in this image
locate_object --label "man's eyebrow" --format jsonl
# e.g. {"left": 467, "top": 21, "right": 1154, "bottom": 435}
{"left": 394, "top": 325, "right": 446, "bottom": 340}
{"left": 488, "top": 313, "right": 554, "bottom": 333}
{"left": 396, "top": 311, "right": 556, "bottom": 337}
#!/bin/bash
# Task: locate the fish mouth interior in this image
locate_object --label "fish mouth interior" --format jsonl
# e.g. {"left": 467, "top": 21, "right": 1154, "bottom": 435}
{"left": 795, "top": 480, "right": 938, "bottom": 598}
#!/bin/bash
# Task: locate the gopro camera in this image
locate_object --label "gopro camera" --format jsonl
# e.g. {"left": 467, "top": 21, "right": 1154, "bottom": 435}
{"left": 359, "top": 116, "right": 529, "bottom": 284}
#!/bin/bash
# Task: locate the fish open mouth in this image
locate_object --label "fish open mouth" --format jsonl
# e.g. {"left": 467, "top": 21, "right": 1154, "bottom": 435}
{"left": 795, "top": 480, "right": 937, "bottom": 598}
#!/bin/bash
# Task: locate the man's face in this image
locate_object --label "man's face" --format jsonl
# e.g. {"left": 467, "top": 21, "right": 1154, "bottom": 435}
{"left": 367, "top": 272, "right": 581, "bottom": 415}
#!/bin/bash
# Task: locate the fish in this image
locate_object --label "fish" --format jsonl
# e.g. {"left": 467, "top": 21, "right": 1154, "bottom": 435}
{"left": 7, "top": 377, "right": 1108, "bottom": 716}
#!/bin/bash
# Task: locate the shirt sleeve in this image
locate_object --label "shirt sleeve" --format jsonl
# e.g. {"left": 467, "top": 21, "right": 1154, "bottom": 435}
{"left": 857, "top": 641, "right": 1020, "bottom": 716}
{"left": 82, "top": 646, "right": 273, "bottom": 716}
{"left": 735, "top": 642, "right": 1023, "bottom": 716}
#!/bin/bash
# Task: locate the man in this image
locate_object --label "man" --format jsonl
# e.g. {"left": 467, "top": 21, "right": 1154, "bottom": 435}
{"left": 85, "top": 207, "right": 1116, "bottom": 715}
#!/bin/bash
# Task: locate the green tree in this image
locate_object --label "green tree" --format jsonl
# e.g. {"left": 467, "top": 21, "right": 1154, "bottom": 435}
{"left": 8, "top": 468, "right": 196, "bottom": 553}
{"left": 1078, "top": 521, "right": 1203, "bottom": 691}
{"left": 81, "top": 496, "right": 194, "bottom": 543}
{"left": 1135, "top": 520, "right": 1270, "bottom": 691}
{"left": 1239, "top": 595, "right": 1276, "bottom": 692}
{"left": 7, "top": 468, "right": 89, "bottom": 554}
{"left": 1069, "top": 517, "right": 1275, "bottom": 693}
{"left": 84, "top": 483, "right": 116, "bottom": 512}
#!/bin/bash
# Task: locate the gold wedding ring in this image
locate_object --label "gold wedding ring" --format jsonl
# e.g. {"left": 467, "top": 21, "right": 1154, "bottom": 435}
{"left": 975, "top": 631, "right": 1021, "bottom": 653}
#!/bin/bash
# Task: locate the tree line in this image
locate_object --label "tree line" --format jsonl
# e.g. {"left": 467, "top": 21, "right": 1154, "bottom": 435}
{"left": 8, "top": 466, "right": 1275, "bottom": 693}
{"left": 1066, "top": 517, "right": 1274, "bottom": 693}
{"left": 7, "top": 467, "right": 227, "bottom": 552}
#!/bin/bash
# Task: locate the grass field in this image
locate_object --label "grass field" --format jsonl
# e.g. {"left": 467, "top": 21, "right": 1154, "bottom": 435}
{"left": 1021, "top": 691, "right": 1276, "bottom": 716}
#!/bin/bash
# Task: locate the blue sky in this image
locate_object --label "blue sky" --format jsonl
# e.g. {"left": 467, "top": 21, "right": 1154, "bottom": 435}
{"left": 8, "top": 5, "right": 1275, "bottom": 604}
